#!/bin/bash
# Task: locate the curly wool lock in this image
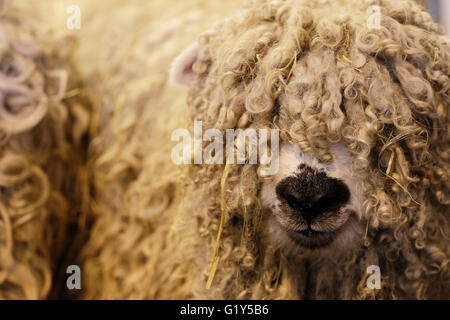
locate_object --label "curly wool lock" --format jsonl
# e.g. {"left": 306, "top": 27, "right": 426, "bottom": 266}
{"left": 76, "top": 0, "right": 449, "bottom": 299}
{"left": 0, "top": 1, "right": 90, "bottom": 299}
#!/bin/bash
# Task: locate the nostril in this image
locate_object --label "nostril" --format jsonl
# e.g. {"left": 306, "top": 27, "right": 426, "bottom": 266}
{"left": 275, "top": 172, "right": 350, "bottom": 223}
{"left": 284, "top": 193, "right": 302, "bottom": 211}
{"left": 311, "top": 181, "right": 350, "bottom": 215}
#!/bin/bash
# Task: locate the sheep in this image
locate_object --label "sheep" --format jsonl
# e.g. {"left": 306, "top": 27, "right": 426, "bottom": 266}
{"left": 0, "top": 0, "right": 448, "bottom": 299}
{"left": 78, "top": 0, "right": 449, "bottom": 299}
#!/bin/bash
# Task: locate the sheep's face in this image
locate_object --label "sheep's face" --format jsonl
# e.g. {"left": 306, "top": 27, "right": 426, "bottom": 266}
{"left": 169, "top": 0, "right": 450, "bottom": 298}
{"left": 169, "top": 37, "right": 370, "bottom": 255}
{"left": 261, "top": 142, "right": 364, "bottom": 250}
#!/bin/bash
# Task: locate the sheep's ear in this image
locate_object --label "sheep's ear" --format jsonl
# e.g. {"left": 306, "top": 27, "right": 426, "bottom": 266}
{"left": 170, "top": 41, "right": 203, "bottom": 86}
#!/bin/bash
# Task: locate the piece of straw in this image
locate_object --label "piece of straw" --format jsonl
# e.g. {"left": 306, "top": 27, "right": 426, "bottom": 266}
{"left": 206, "top": 163, "right": 230, "bottom": 289}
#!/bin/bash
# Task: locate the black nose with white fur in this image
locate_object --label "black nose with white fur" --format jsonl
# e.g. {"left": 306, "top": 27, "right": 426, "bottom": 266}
{"left": 275, "top": 167, "right": 350, "bottom": 224}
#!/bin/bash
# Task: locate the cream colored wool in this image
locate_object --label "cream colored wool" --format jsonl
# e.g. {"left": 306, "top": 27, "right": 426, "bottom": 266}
{"left": 77, "top": 0, "right": 449, "bottom": 299}
{"left": 0, "top": 0, "right": 448, "bottom": 299}
{"left": 0, "top": 1, "right": 90, "bottom": 299}
{"left": 72, "top": 0, "right": 246, "bottom": 299}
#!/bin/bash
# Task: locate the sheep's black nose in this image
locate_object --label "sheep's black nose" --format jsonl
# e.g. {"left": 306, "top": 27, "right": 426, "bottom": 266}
{"left": 275, "top": 167, "right": 350, "bottom": 224}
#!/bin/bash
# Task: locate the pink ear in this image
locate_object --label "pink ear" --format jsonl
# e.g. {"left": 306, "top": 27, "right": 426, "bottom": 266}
{"left": 170, "top": 41, "right": 203, "bottom": 86}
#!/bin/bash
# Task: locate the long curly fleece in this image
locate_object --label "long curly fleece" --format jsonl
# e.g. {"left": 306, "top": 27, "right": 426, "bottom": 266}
{"left": 0, "top": 1, "right": 90, "bottom": 299}
{"left": 79, "top": 0, "right": 448, "bottom": 299}
{"left": 0, "top": 0, "right": 448, "bottom": 299}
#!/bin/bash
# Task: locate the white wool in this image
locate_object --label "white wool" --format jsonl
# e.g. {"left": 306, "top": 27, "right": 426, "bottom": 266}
{"left": 261, "top": 143, "right": 364, "bottom": 217}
